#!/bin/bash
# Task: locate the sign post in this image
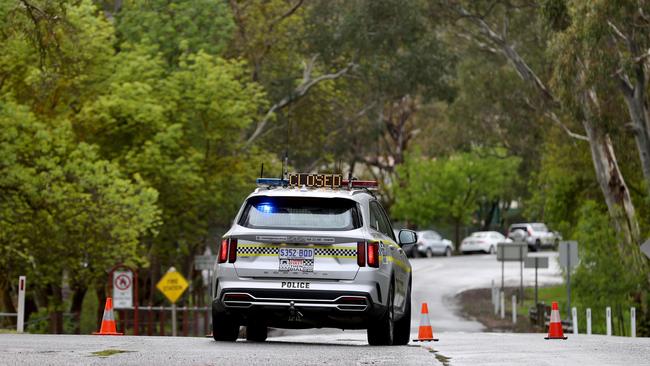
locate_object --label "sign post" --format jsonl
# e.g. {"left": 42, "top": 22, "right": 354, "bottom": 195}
{"left": 156, "top": 267, "right": 189, "bottom": 336}
{"left": 108, "top": 264, "right": 138, "bottom": 335}
{"left": 559, "top": 241, "right": 579, "bottom": 319}
{"left": 524, "top": 256, "right": 549, "bottom": 305}
{"left": 497, "top": 242, "right": 528, "bottom": 301}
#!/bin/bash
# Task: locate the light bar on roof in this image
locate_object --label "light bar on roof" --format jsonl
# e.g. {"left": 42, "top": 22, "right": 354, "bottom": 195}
{"left": 256, "top": 178, "right": 286, "bottom": 187}
{"left": 342, "top": 180, "right": 379, "bottom": 189}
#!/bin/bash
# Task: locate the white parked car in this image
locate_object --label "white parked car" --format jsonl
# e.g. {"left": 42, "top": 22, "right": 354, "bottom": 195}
{"left": 415, "top": 230, "right": 453, "bottom": 257}
{"left": 460, "top": 231, "right": 511, "bottom": 254}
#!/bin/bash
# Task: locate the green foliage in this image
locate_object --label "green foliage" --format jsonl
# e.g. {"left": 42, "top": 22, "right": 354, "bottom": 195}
{"left": 393, "top": 149, "right": 521, "bottom": 241}
{"left": 525, "top": 128, "right": 597, "bottom": 235}
{"left": 0, "top": 0, "right": 115, "bottom": 116}
{"left": 0, "top": 99, "right": 160, "bottom": 304}
{"left": 542, "top": 0, "right": 571, "bottom": 31}
{"left": 116, "top": 0, "right": 234, "bottom": 64}
{"left": 572, "top": 201, "right": 644, "bottom": 335}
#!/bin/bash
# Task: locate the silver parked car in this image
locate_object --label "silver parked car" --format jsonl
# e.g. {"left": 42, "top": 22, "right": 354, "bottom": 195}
{"left": 507, "top": 223, "right": 560, "bottom": 251}
{"left": 211, "top": 174, "right": 416, "bottom": 345}
{"left": 415, "top": 230, "right": 453, "bottom": 257}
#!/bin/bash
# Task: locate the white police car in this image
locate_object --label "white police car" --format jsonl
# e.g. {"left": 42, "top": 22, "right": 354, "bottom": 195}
{"left": 211, "top": 173, "right": 416, "bottom": 345}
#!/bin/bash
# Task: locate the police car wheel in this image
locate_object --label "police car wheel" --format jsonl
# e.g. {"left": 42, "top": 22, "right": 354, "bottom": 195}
{"left": 426, "top": 249, "right": 434, "bottom": 258}
{"left": 393, "top": 281, "right": 411, "bottom": 345}
{"left": 212, "top": 310, "right": 240, "bottom": 342}
{"left": 367, "top": 281, "right": 395, "bottom": 345}
{"left": 245, "top": 323, "right": 268, "bottom": 342}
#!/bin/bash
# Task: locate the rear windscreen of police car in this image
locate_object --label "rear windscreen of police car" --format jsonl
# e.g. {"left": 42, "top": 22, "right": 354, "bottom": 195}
{"left": 240, "top": 197, "right": 361, "bottom": 231}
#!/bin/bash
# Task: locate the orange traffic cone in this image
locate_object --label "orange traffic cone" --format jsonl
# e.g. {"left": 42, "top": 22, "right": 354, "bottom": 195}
{"left": 412, "top": 302, "right": 438, "bottom": 342}
{"left": 93, "top": 297, "right": 123, "bottom": 336}
{"left": 545, "top": 301, "right": 567, "bottom": 340}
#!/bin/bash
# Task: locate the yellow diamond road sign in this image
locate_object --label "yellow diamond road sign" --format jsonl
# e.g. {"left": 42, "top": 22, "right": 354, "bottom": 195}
{"left": 156, "top": 267, "right": 189, "bottom": 304}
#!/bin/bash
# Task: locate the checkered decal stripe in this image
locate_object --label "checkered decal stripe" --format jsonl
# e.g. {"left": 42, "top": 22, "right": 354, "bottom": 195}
{"left": 237, "top": 246, "right": 279, "bottom": 256}
{"left": 314, "top": 248, "right": 356, "bottom": 256}
{"left": 236, "top": 245, "right": 355, "bottom": 257}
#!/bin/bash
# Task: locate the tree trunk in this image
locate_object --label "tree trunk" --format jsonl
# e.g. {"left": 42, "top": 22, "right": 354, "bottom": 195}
{"left": 69, "top": 286, "right": 87, "bottom": 334}
{"left": 48, "top": 284, "right": 64, "bottom": 334}
{"left": 96, "top": 287, "right": 107, "bottom": 328}
{"left": 453, "top": 218, "right": 461, "bottom": 253}
{"left": 581, "top": 119, "right": 645, "bottom": 271}
{"left": 619, "top": 75, "right": 650, "bottom": 196}
{"left": 481, "top": 200, "right": 499, "bottom": 231}
{"left": 0, "top": 279, "right": 16, "bottom": 328}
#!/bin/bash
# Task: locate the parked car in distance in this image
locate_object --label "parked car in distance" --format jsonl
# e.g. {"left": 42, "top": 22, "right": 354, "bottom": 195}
{"left": 460, "top": 231, "right": 511, "bottom": 254}
{"left": 507, "top": 222, "right": 560, "bottom": 251}
{"left": 416, "top": 230, "right": 453, "bottom": 257}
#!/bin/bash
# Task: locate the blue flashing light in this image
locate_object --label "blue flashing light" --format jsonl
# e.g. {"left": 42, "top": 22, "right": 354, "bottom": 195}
{"left": 257, "top": 203, "right": 274, "bottom": 214}
{"left": 256, "top": 178, "right": 286, "bottom": 187}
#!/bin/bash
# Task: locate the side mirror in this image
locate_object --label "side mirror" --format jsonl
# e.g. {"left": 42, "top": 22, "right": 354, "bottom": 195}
{"left": 398, "top": 229, "right": 417, "bottom": 246}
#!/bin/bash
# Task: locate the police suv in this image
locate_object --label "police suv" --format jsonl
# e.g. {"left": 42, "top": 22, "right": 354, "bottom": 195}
{"left": 211, "top": 173, "right": 416, "bottom": 345}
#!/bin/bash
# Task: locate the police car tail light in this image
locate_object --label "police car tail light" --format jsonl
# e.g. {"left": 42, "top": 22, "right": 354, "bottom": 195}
{"left": 218, "top": 238, "right": 229, "bottom": 263}
{"left": 367, "top": 242, "right": 379, "bottom": 268}
{"left": 228, "top": 238, "right": 238, "bottom": 263}
{"left": 357, "top": 242, "right": 366, "bottom": 267}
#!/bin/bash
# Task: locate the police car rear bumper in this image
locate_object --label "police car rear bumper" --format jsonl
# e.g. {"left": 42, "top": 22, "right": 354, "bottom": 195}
{"left": 212, "top": 287, "right": 387, "bottom": 329}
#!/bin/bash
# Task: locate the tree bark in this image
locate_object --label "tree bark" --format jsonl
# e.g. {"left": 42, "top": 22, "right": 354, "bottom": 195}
{"left": 581, "top": 118, "right": 645, "bottom": 272}
{"left": 453, "top": 217, "right": 461, "bottom": 253}
{"left": 618, "top": 70, "right": 650, "bottom": 196}
{"left": 69, "top": 286, "right": 87, "bottom": 334}
{"left": 48, "top": 284, "right": 64, "bottom": 334}
{"left": 96, "top": 287, "right": 107, "bottom": 328}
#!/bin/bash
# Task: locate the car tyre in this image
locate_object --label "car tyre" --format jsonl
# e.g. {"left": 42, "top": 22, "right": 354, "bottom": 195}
{"left": 535, "top": 239, "right": 541, "bottom": 252}
{"left": 426, "top": 248, "right": 434, "bottom": 258}
{"left": 367, "top": 281, "right": 395, "bottom": 345}
{"left": 245, "top": 322, "right": 268, "bottom": 342}
{"left": 212, "top": 310, "right": 240, "bottom": 342}
{"left": 489, "top": 245, "right": 495, "bottom": 254}
{"left": 393, "top": 281, "right": 411, "bottom": 346}
{"left": 444, "top": 247, "right": 452, "bottom": 257}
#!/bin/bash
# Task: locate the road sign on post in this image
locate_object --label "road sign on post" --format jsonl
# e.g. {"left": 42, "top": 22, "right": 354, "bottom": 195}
{"left": 497, "top": 242, "right": 527, "bottom": 301}
{"left": 156, "top": 267, "right": 189, "bottom": 336}
{"left": 113, "top": 270, "right": 133, "bottom": 309}
{"left": 524, "top": 256, "right": 549, "bottom": 305}
{"left": 559, "top": 241, "right": 579, "bottom": 319}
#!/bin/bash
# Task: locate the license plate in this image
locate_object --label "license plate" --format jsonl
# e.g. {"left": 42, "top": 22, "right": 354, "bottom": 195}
{"left": 279, "top": 247, "right": 314, "bottom": 272}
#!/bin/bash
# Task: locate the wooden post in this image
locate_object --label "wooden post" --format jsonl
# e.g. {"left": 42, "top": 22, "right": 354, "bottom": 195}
{"left": 194, "top": 307, "right": 199, "bottom": 336}
{"left": 147, "top": 306, "right": 153, "bottom": 336}
{"left": 204, "top": 308, "right": 209, "bottom": 335}
{"left": 160, "top": 307, "right": 166, "bottom": 336}
{"left": 183, "top": 306, "right": 189, "bottom": 336}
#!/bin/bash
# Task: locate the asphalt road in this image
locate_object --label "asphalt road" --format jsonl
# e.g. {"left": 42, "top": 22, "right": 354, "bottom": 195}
{"left": 409, "top": 252, "right": 562, "bottom": 332}
{"left": 3, "top": 253, "right": 647, "bottom": 365}
{"left": 2, "top": 331, "right": 649, "bottom": 365}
